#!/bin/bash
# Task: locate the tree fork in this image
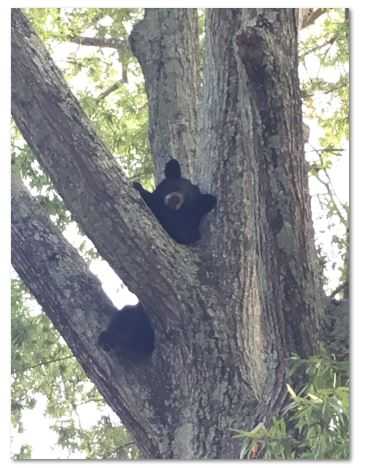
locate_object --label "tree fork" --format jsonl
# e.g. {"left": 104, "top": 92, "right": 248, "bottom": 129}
{"left": 11, "top": 8, "right": 323, "bottom": 458}
{"left": 11, "top": 9, "right": 200, "bottom": 319}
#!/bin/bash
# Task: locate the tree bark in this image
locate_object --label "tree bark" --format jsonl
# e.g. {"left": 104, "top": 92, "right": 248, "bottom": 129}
{"left": 298, "top": 8, "right": 326, "bottom": 30}
{"left": 130, "top": 9, "right": 199, "bottom": 181}
{"left": 11, "top": 9, "right": 197, "bottom": 318}
{"left": 198, "top": 6, "right": 321, "bottom": 427}
{"left": 11, "top": 8, "right": 322, "bottom": 459}
{"left": 11, "top": 172, "right": 161, "bottom": 457}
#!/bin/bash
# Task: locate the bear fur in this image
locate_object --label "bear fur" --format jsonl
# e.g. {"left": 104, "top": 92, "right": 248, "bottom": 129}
{"left": 98, "top": 303, "right": 154, "bottom": 361}
{"left": 133, "top": 159, "right": 216, "bottom": 245}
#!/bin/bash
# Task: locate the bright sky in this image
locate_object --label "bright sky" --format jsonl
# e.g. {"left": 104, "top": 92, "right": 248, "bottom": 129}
{"left": 8, "top": 6, "right": 350, "bottom": 462}
{"left": 298, "top": 12, "right": 349, "bottom": 293}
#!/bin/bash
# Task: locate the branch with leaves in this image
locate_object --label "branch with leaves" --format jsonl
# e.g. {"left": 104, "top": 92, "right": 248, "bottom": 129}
{"left": 69, "top": 35, "right": 128, "bottom": 50}
{"left": 69, "top": 34, "right": 130, "bottom": 96}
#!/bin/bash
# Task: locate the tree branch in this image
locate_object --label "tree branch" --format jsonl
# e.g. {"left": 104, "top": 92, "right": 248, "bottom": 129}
{"left": 298, "top": 8, "right": 327, "bottom": 30}
{"left": 69, "top": 35, "right": 128, "bottom": 50}
{"left": 310, "top": 146, "right": 348, "bottom": 227}
{"left": 317, "top": 169, "right": 348, "bottom": 227}
{"left": 329, "top": 281, "right": 348, "bottom": 300}
{"left": 11, "top": 171, "right": 162, "bottom": 456}
{"left": 95, "top": 80, "right": 124, "bottom": 102}
{"left": 300, "top": 34, "right": 337, "bottom": 60}
{"left": 11, "top": 9, "right": 197, "bottom": 319}
{"left": 16, "top": 354, "right": 76, "bottom": 374}
{"left": 69, "top": 35, "right": 129, "bottom": 86}
{"left": 129, "top": 9, "right": 200, "bottom": 181}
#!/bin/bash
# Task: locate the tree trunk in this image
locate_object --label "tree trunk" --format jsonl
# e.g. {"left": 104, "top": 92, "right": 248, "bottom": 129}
{"left": 11, "top": 8, "right": 321, "bottom": 459}
{"left": 130, "top": 9, "right": 200, "bottom": 181}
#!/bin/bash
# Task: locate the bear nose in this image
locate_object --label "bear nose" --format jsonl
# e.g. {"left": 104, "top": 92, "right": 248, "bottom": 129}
{"left": 164, "top": 192, "right": 184, "bottom": 210}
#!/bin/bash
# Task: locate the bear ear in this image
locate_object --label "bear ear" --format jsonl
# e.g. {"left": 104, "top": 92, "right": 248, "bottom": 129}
{"left": 164, "top": 159, "right": 181, "bottom": 179}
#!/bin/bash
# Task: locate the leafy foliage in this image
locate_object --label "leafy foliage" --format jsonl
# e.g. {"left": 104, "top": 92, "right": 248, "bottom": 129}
{"left": 50, "top": 416, "right": 138, "bottom": 460}
{"left": 12, "top": 445, "right": 32, "bottom": 460}
{"left": 300, "top": 9, "right": 349, "bottom": 150}
{"left": 299, "top": 8, "right": 349, "bottom": 294}
{"left": 11, "top": 125, "right": 72, "bottom": 230}
{"left": 321, "top": 299, "right": 349, "bottom": 361}
{"left": 18, "top": 8, "right": 153, "bottom": 189}
{"left": 235, "top": 352, "right": 349, "bottom": 460}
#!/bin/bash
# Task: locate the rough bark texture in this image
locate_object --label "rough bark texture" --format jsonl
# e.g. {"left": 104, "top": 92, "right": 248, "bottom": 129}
{"left": 11, "top": 172, "right": 161, "bottom": 457}
{"left": 198, "top": 9, "right": 321, "bottom": 419}
{"left": 130, "top": 9, "right": 199, "bottom": 181}
{"left": 11, "top": 9, "right": 196, "bottom": 317}
{"left": 11, "top": 8, "right": 322, "bottom": 459}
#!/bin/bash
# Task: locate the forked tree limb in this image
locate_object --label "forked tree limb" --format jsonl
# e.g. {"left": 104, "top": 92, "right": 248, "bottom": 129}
{"left": 11, "top": 9, "right": 200, "bottom": 320}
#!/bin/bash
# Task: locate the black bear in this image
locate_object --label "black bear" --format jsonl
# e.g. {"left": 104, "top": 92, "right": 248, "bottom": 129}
{"left": 133, "top": 159, "right": 216, "bottom": 245}
{"left": 98, "top": 303, "right": 154, "bottom": 361}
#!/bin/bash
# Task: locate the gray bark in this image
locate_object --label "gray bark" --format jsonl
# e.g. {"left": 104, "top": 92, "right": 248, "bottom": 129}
{"left": 11, "top": 8, "right": 322, "bottom": 459}
{"left": 198, "top": 6, "right": 321, "bottom": 427}
{"left": 298, "top": 8, "right": 326, "bottom": 29}
{"left": 11, "top": 172, "right": 160, "bottom": 457}
{"left": 11, "top": 9, "right": 196, "bottom": 317}
{"left": 130, "top": 9, "right": 199, "bottom": 181}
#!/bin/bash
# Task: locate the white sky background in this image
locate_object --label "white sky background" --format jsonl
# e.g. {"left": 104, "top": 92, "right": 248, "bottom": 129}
{"left": 2, "top": 1, "right": 371, "bottom": 466}
{"left": 298, "top": 14, "right": 349, "bottom": 294}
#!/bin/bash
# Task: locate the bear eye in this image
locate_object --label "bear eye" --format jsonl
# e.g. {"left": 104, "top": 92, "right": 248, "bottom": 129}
{"left": 164, "top": 192, "right": 184, "bottom": 210}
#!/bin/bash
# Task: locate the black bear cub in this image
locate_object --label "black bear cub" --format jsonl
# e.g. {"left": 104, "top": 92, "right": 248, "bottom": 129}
{"left": 133, "top": 159, "right": 216, "bottom": 245}
{"left": 98, "top": 303, "right": 154, "bottom": 361}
